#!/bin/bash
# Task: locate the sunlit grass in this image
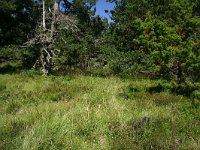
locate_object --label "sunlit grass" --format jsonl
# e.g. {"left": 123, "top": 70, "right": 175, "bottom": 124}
{"left": 0, "top": 73, "right": 199, "bottom": 149}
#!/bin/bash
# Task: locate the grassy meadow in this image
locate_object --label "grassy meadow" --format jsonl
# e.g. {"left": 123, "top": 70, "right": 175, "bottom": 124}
{"left": 0, "top": 73, "right": 200, "bottom": 150}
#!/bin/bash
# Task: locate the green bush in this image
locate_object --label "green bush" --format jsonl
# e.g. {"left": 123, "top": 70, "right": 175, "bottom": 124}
{"left": 0, "top": 46, "right": 35, "bottom": 73}
{"left": 171, "top": 82, "right": 199, "bottom": 97}
{"left": 0, "top": 82, "right": 6, "bottom": 91}
{"left": 105, "top": 50, "right": 151, "bottom": 77}
{"left": 191, "top": 90, "right": 200, "bottom": 99}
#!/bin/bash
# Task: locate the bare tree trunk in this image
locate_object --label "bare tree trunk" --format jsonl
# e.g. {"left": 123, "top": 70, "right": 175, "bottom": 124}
{"left": 23, "top": 0, "right": 79, "bottom": 75}
{"left": 51, "top": 0, "right": 59, "bottom": 40}
{"left": 40, "top": 0, "right": 47, "bottom": 75}
{"left": 41, "top": 0, "right": 59, "bottom": 75}
{"left": 42, "top": 0, "right": 46, "bottom": 29}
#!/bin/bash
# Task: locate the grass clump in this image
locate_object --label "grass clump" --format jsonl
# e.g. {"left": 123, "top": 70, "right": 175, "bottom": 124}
{"left": 0, "top": 74, "right": 199, "bottom": 149}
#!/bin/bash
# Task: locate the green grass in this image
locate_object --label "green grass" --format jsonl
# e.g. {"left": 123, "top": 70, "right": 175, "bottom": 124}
{"left": 0, "top": 73, "right": 199, "bottom": 150}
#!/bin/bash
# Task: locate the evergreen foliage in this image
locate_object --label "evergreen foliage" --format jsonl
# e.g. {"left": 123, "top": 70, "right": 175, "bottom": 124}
{"left": 0, "top": 0, "right": 36, "bottom": 46}
{"left": 0, "top": 0, "right": 200, "bottom": 82}
{"left": 106, "top": 0, "right": 200, "bottom": 81}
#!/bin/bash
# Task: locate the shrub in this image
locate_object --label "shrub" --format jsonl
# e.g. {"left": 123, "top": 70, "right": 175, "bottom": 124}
{"left": 0, "top": 46, "right": 23, "bottom": 73}
{"left": 171, "top": 82, "right": 199, "bottom": 97}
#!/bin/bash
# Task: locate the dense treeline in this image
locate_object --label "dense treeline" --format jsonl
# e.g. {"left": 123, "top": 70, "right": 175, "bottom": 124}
{"left": 0, "top": 0, "right": 200, "bottom": 83}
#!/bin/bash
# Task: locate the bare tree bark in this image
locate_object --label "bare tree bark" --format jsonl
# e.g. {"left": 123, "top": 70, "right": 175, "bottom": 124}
{"left": 22, "top": 0, "right": 79, "bottom": 75}
{"left": 51, "top": 0, "right": 59, "bottom": 40}
{"left": 42, "top": 0, "right": 46, "bottom": 29}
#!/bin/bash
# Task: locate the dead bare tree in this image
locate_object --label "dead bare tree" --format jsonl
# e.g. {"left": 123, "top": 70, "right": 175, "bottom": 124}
{"left": 23, "top": 0, "right": 79, "bottom": 75}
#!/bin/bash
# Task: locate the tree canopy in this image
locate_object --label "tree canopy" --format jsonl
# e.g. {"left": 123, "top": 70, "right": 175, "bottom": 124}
{"left": 0, "top": 0, "right": 199, "bottom": 82}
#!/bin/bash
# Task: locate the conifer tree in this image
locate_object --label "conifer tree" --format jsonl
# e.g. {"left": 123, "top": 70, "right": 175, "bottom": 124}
{"left": 106, "top": 0, "right": 200, "bottom": 81}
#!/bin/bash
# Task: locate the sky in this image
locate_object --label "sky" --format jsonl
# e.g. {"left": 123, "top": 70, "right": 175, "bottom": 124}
{"left": 35, "top": 0, "right": 115, "bottom": 22}
{"left": 60, "top": 0, "right": 115, "bottom": 22}
{"left": 95, "top": 0, "right": 115, "bottom": 22}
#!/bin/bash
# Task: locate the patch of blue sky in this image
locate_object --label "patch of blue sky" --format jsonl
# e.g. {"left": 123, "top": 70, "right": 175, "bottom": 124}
{"left": 34, "top": 0, "right": 115, "bottom": 22}
{"left": 95, "top": 0, "right": 115, "bottom": 22}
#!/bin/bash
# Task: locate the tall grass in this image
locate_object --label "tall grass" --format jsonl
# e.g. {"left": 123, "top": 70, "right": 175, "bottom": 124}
{"left": 0, "top": 73, "right": 199, "bottom": 149}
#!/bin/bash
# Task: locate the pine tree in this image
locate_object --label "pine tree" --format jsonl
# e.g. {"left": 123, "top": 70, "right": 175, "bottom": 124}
{"left": 106, "top": 0, "right": 200, "bottom": 81}
{"left": 0, "top": 0, "right": 35, "bottom": 46}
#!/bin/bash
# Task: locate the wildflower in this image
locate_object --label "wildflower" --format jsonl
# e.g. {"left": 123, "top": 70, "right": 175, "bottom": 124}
{"left": 142, "top": 116, "right": 147, "bottom": 122}
{"left": 147, "top": 116, "right": 150, "bottom": 122}
{"left": 155, "top": 119, "right": 159, "bottom": 124}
